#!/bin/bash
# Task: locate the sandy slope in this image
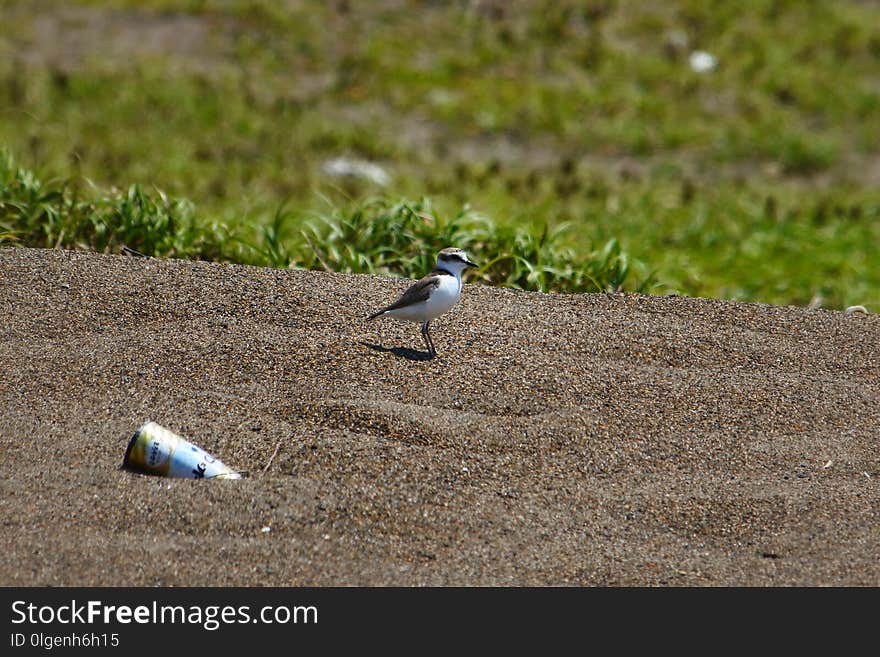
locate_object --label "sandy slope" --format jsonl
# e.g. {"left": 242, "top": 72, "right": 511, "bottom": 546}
{"left": 0, "top": 247, "right": 878, "bottom": 585}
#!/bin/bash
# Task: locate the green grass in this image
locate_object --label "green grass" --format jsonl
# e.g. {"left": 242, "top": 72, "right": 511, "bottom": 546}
{"left": 0, "top": 149, "right": 228, "bottom": 260}
{"left": 0, "top": 148, "right": 651, "bottom": 293}
{"left": 293, "top": 197, "right": 650, "bottom": 293}
{"left": 1, "top": 0, "right": 879, "bottom": 309}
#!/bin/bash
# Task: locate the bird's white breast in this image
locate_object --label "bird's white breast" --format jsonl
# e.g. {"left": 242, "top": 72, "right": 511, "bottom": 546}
{"left": 386, "top": 274, "right": 461, "bottom": 322}
{"left": 423, "top": 274, "right": 462, "bottom": 319}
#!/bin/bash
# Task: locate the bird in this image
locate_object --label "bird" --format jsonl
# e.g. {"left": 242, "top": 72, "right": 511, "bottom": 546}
{"left": 368, "top": 247, "right": 478, "bottom": 358}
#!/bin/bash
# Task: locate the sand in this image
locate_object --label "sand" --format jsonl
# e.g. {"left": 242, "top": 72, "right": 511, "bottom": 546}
{"left": 0, "top": 247, "right": 878, "bottom": 586}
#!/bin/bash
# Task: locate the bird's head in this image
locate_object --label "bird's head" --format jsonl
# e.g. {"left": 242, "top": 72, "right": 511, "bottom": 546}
{"left": 437, "top": 247, "right": 478, "bottom": 273}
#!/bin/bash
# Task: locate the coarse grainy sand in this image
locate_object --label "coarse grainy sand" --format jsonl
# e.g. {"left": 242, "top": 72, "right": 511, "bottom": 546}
{"left": 1, "top": 247, "right": 878, "bottom": 586}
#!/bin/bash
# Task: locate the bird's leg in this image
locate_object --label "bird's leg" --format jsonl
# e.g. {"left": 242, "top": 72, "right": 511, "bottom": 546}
{"left": 421, "top": 320, "right": 436, "bottom": 358}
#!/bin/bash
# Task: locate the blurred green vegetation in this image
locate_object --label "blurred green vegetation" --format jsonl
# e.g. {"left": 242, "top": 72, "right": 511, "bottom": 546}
{"left": 0, "top": 148, "right": 651, "bottom": 292}
{"left": 1, "top": 0, "right": 879, "bottom": 308}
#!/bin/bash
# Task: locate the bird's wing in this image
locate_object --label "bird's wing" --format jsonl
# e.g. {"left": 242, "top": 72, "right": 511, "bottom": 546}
{"left": 368, "top": 275, "right": 440, "bottom": 319}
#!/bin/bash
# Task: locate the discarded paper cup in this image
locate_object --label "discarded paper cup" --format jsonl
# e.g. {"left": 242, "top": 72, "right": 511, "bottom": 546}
{"left": 123, "top": 421, "right": 241, "bottom": 480}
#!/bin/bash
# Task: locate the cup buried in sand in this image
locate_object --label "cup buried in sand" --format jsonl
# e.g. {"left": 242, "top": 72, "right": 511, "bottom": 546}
{"left": 123, "top": 421, "right": 241, "bottom": 480}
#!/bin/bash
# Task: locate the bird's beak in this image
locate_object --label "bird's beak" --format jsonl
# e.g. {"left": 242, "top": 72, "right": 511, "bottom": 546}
{"left": 465, "top": 259, "right": 478, "bottom": 268}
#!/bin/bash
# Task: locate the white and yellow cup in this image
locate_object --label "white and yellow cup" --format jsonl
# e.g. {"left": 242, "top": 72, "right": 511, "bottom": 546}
{"left": 123, "top": 421, "right": 241, "bottom": 480}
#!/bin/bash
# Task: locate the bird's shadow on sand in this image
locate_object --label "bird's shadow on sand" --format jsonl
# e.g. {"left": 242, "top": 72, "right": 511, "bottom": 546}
{"left": 359, "top": 341, "right": 435, "bottom": 361}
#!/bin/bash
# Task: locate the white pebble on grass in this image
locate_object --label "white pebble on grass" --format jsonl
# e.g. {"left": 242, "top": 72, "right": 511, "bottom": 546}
{"left": 322, "top": 158, "right": 391, "bottom": 186}
{"left": 689, "top": 50, "right": 717, "bottom": 73}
